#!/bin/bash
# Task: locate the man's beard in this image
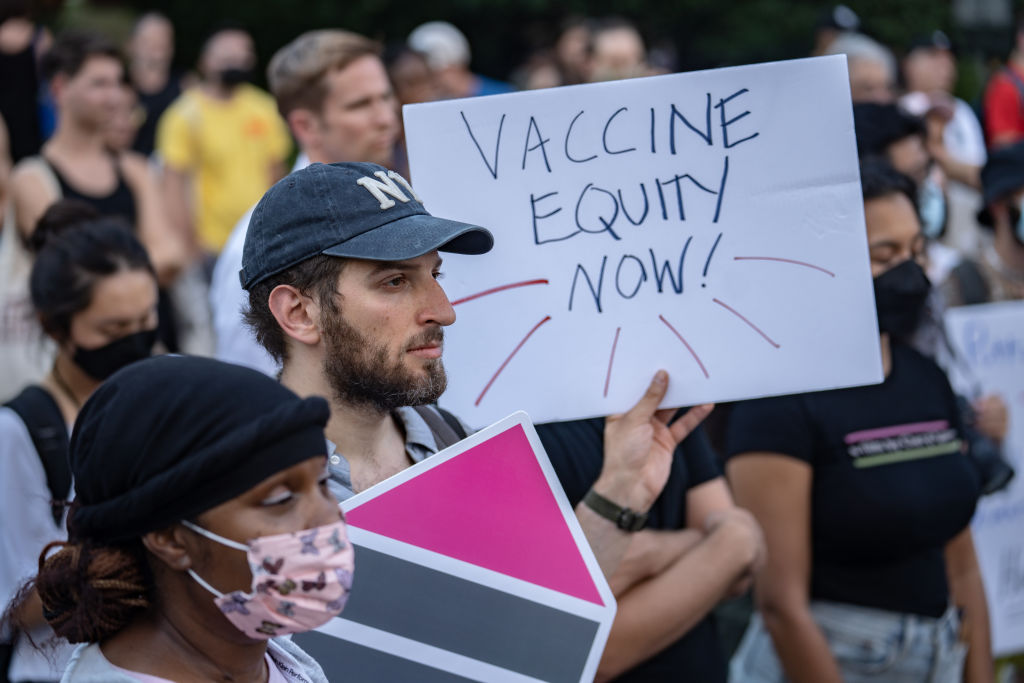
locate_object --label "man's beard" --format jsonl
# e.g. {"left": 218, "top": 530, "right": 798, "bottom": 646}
{"left": 322, "top": 311, "right": 447, "bottom": 413}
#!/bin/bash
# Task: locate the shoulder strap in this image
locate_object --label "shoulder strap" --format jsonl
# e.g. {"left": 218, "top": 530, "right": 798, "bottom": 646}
{"left": 952, "top": 259, "right": 991, "bottom": 306}
{"left": 411, "top": 404, "right": 467, "bottom": 450}
{"left": 436, "top": 406, "right": 468, "bottom": 440}
{"left": 5, "top": 386, "right": 71, "bottom": 526}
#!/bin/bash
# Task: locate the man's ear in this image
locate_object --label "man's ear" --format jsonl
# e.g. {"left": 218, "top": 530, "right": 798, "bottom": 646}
{"left": 142, "top": 525, "right": 194, "bottom": 572}
{"left": 49, "top": 73, "right": 68, "bottom": 104}
{"left": 268, "top": 284, "right": 322, "bottom": 347}
{"left": 287, "top": 108, "right": 318, "bottom": 151}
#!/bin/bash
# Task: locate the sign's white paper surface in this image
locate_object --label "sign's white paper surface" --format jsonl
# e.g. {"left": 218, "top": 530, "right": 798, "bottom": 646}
{"left": 945, "top": 301, "right": 1024, "bottom": 657}
{"left": 404, "top": 55, "right": 883, "bottom": 425}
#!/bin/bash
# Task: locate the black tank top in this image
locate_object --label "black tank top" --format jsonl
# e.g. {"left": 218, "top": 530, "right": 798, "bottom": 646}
{"left": 45, "top": 155, "right": 138, "bottom": 227}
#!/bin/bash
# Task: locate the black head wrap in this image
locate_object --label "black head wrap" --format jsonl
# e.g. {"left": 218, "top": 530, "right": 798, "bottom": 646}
{"left": 69, "top": 355, "right": 330, "bottom": 542}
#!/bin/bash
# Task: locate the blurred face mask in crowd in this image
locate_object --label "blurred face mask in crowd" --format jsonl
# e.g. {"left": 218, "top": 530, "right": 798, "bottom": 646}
{"left": 219, "top": 66, "right": 253, "bottom": 88}
{"left": 67, "top": 269, "right": 159, "bottom": 380}
{"left": 918, "top": 177, "right": 947, "bottom": 239}
{"left": 73, "top": 328, "right": 157, "bottom": 380}
{"left": 201, "top": 29, "right": 255, "bottom": 91}
{"left": 182, "top": 518, "right": 354, "bottom": 640}
{"left": 873, "top": 258, "right": 931, "bottom": 337}
{"left": 865, "top": 189, "right": 930, "bottom": 337}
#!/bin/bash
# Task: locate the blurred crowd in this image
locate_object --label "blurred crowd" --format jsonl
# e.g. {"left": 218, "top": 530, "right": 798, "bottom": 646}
{"left": 1, "top": 1, "right": 1024, "bottom": 682}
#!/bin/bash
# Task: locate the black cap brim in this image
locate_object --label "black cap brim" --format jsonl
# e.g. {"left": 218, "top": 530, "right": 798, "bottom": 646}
{"left": 321, "top": 214, "right": 493, "bottom": 261}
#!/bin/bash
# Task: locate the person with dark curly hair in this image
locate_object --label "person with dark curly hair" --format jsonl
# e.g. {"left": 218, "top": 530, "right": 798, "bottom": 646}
{"left": 1, "top": 199, "right": 158, "bottom": 682}
{"left": 3, "top": 355, "right": 352, "bottom": 682}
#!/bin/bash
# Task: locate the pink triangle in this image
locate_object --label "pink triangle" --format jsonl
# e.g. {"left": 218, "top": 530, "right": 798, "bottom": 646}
{"left": 346, "top": 424, "right": 604, "bottom": 605}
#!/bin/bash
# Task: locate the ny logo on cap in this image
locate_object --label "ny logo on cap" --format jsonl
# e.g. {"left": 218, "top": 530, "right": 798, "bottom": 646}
{"left": 356, "top": 170, "right": 423, "bottom": 210}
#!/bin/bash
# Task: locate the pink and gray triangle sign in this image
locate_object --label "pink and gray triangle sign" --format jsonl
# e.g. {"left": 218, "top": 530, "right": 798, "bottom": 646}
{"left": 293, "top": 412, "right": 617, "bottom": 683}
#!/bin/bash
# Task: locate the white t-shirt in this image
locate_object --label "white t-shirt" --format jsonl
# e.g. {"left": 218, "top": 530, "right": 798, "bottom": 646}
{"left": 209, "top": 155, "right": 309, "bottom": 377}
{"left": 0, "top": 406, "right": 74, "bottom": 681}
{"left": 944, "top": 98, "right": 986, "bottom": 167}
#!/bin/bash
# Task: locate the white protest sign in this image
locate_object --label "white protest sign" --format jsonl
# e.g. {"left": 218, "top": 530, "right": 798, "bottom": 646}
{"left": 404, "top": 55, "right": 882, "bottom": 426}
{"left": 292, "top": 412, "right": 616, "bottom": 682}
{"left": 944, "top": 301, "right": 1024, "bottom": 657}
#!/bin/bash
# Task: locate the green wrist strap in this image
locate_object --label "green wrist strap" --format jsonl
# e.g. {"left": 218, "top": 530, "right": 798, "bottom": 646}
{"left": 582, "top": 488, "right": 648, "bottom": 532}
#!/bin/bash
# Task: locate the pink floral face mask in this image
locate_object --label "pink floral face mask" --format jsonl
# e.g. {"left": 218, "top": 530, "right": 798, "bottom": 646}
{"left": 181, "top": 519, "right": 354, "bottom": 640}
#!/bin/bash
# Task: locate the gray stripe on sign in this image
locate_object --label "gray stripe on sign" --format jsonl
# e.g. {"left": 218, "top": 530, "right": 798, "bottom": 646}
{"left": 293, "top": 629, "right": 480, "bottom": 682}
{"left": 342, "top": 544, "right": 599, "bottom": 683}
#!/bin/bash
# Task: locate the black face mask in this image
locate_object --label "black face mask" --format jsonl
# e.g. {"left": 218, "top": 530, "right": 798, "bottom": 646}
{"left": 873, "top": 259, "right": 931, "bottom": 338}
{"left": 73, "top": 329, "right": 158, "bottom": 381}
{"left": 219, "top": 68, "right": 252, "bottom": 88}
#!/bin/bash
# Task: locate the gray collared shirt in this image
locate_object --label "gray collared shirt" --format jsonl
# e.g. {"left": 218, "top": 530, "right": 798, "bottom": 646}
{"left": 326, "top": 406, "right": 443, "bottom": 502}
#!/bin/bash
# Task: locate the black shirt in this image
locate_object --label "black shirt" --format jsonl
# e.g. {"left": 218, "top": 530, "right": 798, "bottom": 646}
{"left": 725, "top": 342, "right": 980, "bottom": 618}
{"left": 0, "top": 37, "right": 42, "bottom": 163}
{"left": 133, "top": 74, "right": 182, "bottom": 157}
{"left": 536, "top": 417, "right": 728, "bottom": 682}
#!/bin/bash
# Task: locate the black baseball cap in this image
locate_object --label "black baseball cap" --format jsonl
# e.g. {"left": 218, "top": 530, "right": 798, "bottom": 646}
{"left": 907, "top": 30, "right": 954, "bottom": 55}
{"left": 240, "top": 162, "right": 494, "bottom": 289}
{"left": 977, "top": 142, "right": 1024, "bottom": 226}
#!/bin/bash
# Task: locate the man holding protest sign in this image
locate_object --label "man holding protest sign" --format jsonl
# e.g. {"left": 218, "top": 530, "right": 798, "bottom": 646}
{"left": 240, "top": 160, "right": 713, "bottom": 578}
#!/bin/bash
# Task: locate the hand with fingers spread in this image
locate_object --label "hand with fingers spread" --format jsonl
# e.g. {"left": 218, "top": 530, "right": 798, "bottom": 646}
{"left": 597, "top": 370, "right": 714, "bottom": 513}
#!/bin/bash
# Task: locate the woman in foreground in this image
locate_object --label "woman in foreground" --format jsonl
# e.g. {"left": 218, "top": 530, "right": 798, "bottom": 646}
{"left": 5, "top": 355, "right": 353, "bottom": 682}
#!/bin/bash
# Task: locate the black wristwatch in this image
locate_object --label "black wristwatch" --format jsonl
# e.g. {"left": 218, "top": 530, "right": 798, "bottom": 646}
{"left": 582, "top": 488, "right": 648, "bottom": 531}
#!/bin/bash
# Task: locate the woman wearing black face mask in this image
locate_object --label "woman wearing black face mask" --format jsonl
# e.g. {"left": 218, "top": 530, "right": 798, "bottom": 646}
{"left": 0, "top": 200, "right": 158, "bottom": 683}
{"left": 724, "top": 161, "right": 992, "bottom": 683}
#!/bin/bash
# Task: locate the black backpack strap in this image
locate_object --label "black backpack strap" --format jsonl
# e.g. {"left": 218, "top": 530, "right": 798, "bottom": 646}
{"left": 5, "top": 386, "right": 71, "bottom": 526}
{"left": 436, "top": 406, "right": 468, "bottom": 440}
{"left": 952, "top": 259, "right": 991, "bottom": 306}
{"left": 412, "top": 404, "right": 467, "bottom": 450}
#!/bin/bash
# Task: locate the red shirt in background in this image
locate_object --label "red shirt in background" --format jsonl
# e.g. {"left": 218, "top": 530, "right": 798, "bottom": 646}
{"left": 983, "top": 62, "right": 1024, "bottom": 148}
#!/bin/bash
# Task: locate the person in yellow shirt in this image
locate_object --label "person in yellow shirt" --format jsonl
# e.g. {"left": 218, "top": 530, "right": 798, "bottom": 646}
{"left": 157, "top": 26, "right": 290, "bottom": 256}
